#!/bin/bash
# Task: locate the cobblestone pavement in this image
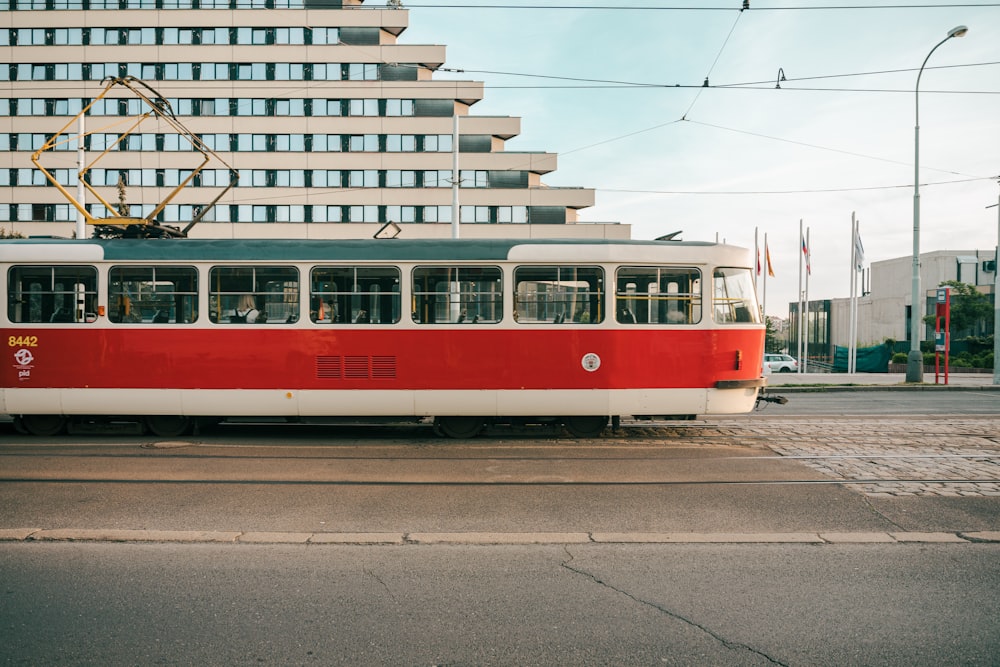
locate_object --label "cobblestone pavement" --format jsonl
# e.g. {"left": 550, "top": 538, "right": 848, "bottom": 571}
{"left": 620, "top": 417, "right": 1000, "bottom": 498}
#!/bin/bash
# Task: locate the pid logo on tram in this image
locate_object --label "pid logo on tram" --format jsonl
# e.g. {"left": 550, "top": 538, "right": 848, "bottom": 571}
{"left": 13, "top": 347, "right": 35, "bottom": 381}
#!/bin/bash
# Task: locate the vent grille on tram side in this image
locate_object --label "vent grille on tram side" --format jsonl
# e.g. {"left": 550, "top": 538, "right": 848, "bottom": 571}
{"left": 316, "top": 356, "right": 397, "bottom": 380}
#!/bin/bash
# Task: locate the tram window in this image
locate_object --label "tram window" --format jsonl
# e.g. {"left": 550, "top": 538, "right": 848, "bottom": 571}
{"left": 616, "top": 267, "right": 701, "bottom": 325}
{"left": 713, "top": 267, "right": 761, "bottom": 324}
{"left": 513, "top": 266, "right": 604, "bottom": 324}
{"left": 209, "top": 266, "right": 299, "bottom": 324}
{"left": 7, "top": 265, "right": 98, "bottom": 324}
{"left": 310, "top": 266, "right": 401, "bottom": 324}
{"left": 412, "top": 266, "right": 502, "bottom": 324}
{"left": 108, "top": 266, "right": 198, "bottom": 324}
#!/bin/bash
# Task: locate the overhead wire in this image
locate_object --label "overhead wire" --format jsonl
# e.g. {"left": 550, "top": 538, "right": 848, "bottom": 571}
{"left": 679, "top": 119, "right": 983, "bottom": 178}
{"left": 403, "top": 3, "right": 1000, "bottom": 9}
{"left": 429, "top": 61, "right": 1000, "bottom": 93}
{"left": 595, "top": 175, "right": 997, "bottom": 197}
{"left": 680, "top": 1, "right": 749, "bottom": 119}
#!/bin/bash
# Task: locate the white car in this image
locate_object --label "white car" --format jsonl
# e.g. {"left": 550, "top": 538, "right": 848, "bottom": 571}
{"left": 764, "top": 353, "right": 799, "bottom": 374}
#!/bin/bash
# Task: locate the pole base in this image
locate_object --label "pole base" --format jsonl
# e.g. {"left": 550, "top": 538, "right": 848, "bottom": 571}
{"left": 905, "top": 350, "right": 924, "bottom": 383}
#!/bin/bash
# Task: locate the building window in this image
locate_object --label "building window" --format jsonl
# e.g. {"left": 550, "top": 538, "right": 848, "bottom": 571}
{"left": 385, "top": 99, "right": 414, "bottom": 116}
{"left": 347, "top": 135, "right": 378, "bottom": 152}
{"left": 308, "top": 27, "right": 338, "bottom": 45}
{"left": 422, "top": 170, "right": 452, "bottom": 188}
{"left": 459, "top": 170, "right": 489, "bottom": 188}
{"left": 386, "top": 206, "right": 416, "bottom": 223}
{"left": 497, "top": 206, "right": 528, "bottom": 224}
{"left": 385, "top": 171, "right": 416, "bottom": 188}
{"left": 460, "top": 206, "right": 490, "bottom": 223}
{"left": 348, "top": 99, "right": 378, "bottom": 116}
{"left": 422, "top": 134, "right": 453, "bottom": 152}
{"left": 386, "top": 135, "right": 416, "bottom": 152}
{"left": 422, "top": 206, "right": 452, "bottom": 223}
{"left": 347, "top": 205, "right": 378, "bottom": 222}
{"left": 347, "top": 170, "right": 377, "bottom": 188}
{"left": 346, "top": 63, "right": 379, "bottom": 81}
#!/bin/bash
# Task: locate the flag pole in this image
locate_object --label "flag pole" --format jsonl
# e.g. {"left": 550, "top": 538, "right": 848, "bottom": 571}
{"left": 804, "top": 226, "right": 810, "bottom": 373}
{"left": 798, "top": 220, "right": 804, "bottom": 373}
{"left": 754, "top": 226, "right": 760, "bottom": 297}
{"left": 762, "top": 232, "right": 768, "bottom": 321}
{"left": 849, "top": 213, "right": 856, "bottom": 374}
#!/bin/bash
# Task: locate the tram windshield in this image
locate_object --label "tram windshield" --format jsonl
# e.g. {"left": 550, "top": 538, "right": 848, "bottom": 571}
{"left": 712, "top": 267, "right": 760, "bottom": 323}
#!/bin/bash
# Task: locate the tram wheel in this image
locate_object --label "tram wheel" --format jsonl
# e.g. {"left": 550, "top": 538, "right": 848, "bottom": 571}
{"left": 19, "top": 414, "right": 68, "bottom": 436}
{"left": 564, "top": 416, "right": 609, "bottom": 438}
{"left": 145, "top": 415, "right": 193, "bottom": 438}
{"left": 435, "top": 416, "right": 485, "bottom": 439}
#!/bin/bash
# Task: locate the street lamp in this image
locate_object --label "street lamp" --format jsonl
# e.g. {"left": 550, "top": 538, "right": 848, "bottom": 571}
{"left": 992, "top": 182, "right": 999, "bottom": 386}
{"left": 906, "top": 25, "right": 969, "bottom": 383}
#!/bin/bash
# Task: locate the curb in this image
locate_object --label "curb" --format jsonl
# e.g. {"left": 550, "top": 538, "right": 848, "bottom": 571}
{"left": 2, "top": 529, "right": 999, "bottom": 545}
{"left": 766, "top": 384, "right": 1000, "bottom": 393}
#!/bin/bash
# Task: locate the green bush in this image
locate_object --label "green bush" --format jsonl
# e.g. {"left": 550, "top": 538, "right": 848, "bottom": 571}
{"left": 891, "top": 352, "right": 909, "bottom": 364}
{"left": 919, "top": 351, "right": 995, "bottom": 369}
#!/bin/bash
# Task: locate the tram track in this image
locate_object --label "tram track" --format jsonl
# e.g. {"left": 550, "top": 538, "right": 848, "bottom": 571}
{"left": 1, "top": 450, "right": 998, "bottom": 492}
{"left": 2, "top": 448, "right": 999, "bottom": 462}
{"left": 2, "top": 477, "right": 1000, "bottom": 488}
{"left": 3, "top": 416, "right": 999, "bottom": 497}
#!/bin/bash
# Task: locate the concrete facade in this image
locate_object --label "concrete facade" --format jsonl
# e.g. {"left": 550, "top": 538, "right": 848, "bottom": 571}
{"left": 830, "top": 250, "right": 997, "bottom": 349}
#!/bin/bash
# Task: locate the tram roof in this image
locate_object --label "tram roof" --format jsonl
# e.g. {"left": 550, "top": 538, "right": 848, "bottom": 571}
{"left": 0, "top": 237, "right": 736, "bottom": 264}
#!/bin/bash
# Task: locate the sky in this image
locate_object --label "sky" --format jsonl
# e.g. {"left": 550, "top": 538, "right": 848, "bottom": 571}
{"left": 399, "top": 0, "right": 1000, "bottom": 318}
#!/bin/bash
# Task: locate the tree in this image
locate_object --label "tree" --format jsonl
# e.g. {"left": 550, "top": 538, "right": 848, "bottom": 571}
{"left": 923, "top": 280, "right": 992, "bottom": 335}
{"left": 765, "top": 316, "right": 783, "bottom": 353}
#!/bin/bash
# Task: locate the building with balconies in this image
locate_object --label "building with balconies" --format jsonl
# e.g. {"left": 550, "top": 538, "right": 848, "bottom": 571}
{"left": 1, "top": 0, "right": 626, "bottom": 241}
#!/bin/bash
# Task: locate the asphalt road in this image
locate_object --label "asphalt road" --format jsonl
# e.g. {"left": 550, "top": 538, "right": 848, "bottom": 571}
{"left": 757, "top": 387, "right": 1000, "bottom": 415}
{"left": 2, "top": 542, "right": 998, "bottom": 666}
{"left": 2, "top": 392, "right": 999, "bottom": 665}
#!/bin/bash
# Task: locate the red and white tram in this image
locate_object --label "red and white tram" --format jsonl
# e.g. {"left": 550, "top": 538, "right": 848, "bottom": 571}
{"left": 1, "top": 237, "right": 765, "bottom": 437}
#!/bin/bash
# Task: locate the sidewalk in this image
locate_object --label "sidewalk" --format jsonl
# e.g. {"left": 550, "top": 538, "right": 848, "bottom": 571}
{"left": 766, "top": 371, "right": 1000, "bottom": 390}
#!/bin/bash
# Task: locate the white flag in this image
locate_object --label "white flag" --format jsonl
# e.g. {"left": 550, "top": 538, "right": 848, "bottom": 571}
{"left": 853, "top": 226, "right": 865, "bottom": 272}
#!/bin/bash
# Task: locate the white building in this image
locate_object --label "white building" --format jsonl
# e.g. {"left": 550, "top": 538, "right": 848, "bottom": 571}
{"left": 792, "top": 250, "right": 997, "bottom": 363}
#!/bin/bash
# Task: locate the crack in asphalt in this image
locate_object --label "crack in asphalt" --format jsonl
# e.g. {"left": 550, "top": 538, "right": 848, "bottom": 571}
{"left": 859, "top": 495, "right": 908, "bottom": 531}
{"left": 560, "top": 546, "right": 789, "bottom": 666}
{"left": 362, "top": 567, "right": 399, "bottom": 604}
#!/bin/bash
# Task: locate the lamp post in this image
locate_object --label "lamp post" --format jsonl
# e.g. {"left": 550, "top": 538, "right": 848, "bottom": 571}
{"left": 906, "top": 25, "right": 969, "bottom": 383}
{"left": 992, "top": 181, "right": 999, "bottom": 386}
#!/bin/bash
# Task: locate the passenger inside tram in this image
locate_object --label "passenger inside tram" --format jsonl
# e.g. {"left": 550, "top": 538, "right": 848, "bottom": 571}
{"left": 230, "top": 294, "right": 260, "bottom": 323}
